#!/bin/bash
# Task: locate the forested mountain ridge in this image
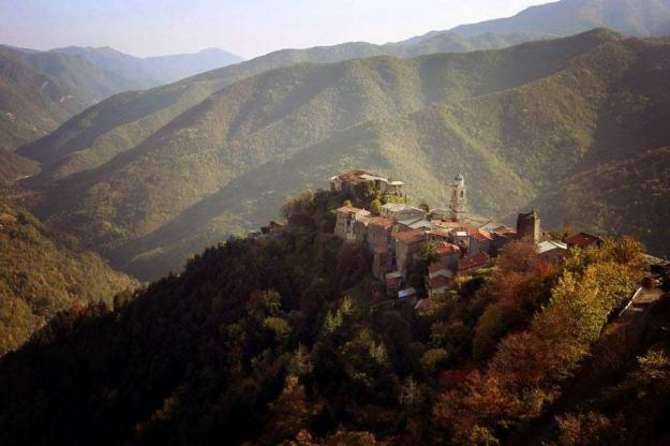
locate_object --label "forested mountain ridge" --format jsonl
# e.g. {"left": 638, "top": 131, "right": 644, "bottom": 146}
{"left": 0, "top": 186, "right": 665, "bottom": 445}
{"left": 0, "top": 186, "right": 137, "bottom": 356}
{"left": 451, "top": 0, "right": 670, "bottom": 38}
{"left": 0, "top": 44, "right": 149, "bottom": 153}
{"left": 19, "top": 29, "right": 670, "bottom": 281}
{"left": 18, "top": 31, "right": 564, "bottom": 182}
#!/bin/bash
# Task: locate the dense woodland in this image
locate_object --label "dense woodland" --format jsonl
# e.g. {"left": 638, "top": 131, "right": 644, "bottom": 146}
{"left": 0, "top": 188, "right": 667, "bottom": 446}
{"left": 0, "top": 186, "right": 136, "bottom": 355}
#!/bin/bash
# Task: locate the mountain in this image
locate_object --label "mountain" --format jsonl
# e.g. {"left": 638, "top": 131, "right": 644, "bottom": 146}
{"left": 0, "top": 186, "right": 137, "bottom": 356}
{"left": 19, "top": 31, "right": 557, "bottom": 182}
{"left": 536, "top": 146, "right": 670, "bottom": 254}
{"left": 451, "top": 0, "right": 670, "bottom": 38}
{"left": 0, "top": 44, "right": 149, "bottom": 156}
{"left": 27, "top": 29, "right": 670, "bottom": 281}
{"left": 53, "top": 46, "right": 244, "bottom": 86}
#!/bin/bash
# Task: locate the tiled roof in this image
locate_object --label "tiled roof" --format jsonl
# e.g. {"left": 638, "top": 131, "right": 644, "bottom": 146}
{"left": 429, "top": 228, "right": 452, "bottom": 239}
{"left": 458, "top": 252, "right": 491, "bottom": 272}
{"left": 469, "top": 228, "right": 493, "bottom": 242}
{"left": 392, "top": 229, "right": 426, "bottom": 243}
{"left": 368, "top": 216, "right": 395, "bottom": 229}
{"left": 435, "top": 242, "right": 461, "bottom": 255}
{"left": 537, "top": 240, "right": 568, "bottom": 255}
{"left": 566, "top": 232, "right": 603, "bottom": 249}
{"left": 336, "top": 206, "right": 370, "bottom": 215}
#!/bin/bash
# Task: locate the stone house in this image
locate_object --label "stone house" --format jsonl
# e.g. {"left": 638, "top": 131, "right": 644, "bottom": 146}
{"left": 392, "top": 229, "right": 427, "bottom": 276}
{"left": 372, "top": 246, "right": 395, "bottom": 281}
{"left": 458, "top": 252, "right": 491, "bottom": 274}
{"left": 367, "top": 216, "right": 396, "bottom": 251}
{"left": 330, "top": 170, "right": 404, "bottom": 196}
{"left": 381, "top": 203, "right": 426, "bottom": 222}
{"left": 335, "top": 206, "right": 371, "bottom": 242}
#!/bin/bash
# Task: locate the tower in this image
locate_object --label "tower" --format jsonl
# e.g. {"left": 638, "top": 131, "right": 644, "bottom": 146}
{"left": 517, "top": 210, "right": 541, "bottom": 244}
{"left": 449, "top": 174, "right": 467, "bottom": 222}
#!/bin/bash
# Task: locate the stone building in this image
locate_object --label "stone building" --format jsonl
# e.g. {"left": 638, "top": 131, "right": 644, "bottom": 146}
{"left": 335, "top": 206, "right": 371, "bottom": 242}
{"left": 381, "top": 203, "right": 426, "bottom": 221}
{"left": 330, "top": 170, "right": 404, "bottom": 196}
{"left": 449, "top": 174, "right": 467, "bottom": 222}
{"left": 517, "top": 210, "right": 542, "bottom": 244}
{"left": 392, "top": 229, "right": 427, "bottom": 275}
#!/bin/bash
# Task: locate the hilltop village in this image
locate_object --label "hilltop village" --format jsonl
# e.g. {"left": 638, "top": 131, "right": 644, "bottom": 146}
{"left": 329, "top": 170, "right": 602, "bottom": 307}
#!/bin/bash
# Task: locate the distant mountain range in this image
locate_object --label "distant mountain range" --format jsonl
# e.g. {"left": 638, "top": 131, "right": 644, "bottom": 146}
{"left": 0, "top": 45, "right": 243, "bottom": 181}
{"left": 451, "top": 0, "right": 670, "bottom": 37}
{"left": 52, "top": 46, "right": 244, "bottom": 87}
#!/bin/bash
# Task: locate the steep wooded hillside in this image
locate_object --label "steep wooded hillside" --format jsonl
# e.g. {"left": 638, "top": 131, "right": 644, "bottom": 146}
{"left": 0, "top": 189, "right": 660, "bottom": 446}
{"left": 0, "top": 187, "right": 137, "bottom": 356}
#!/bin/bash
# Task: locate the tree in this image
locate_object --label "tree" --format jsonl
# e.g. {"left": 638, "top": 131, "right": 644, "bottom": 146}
{"left": 370, "top": 198, "right": 382, "bottom": 216}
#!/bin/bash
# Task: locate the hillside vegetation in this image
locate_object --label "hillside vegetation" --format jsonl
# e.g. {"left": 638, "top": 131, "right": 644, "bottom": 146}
{"left": 0, "top": 187, "right": 137, "bottom": 355}
{"left": 19, "top": 31, "right": 560, "bottom": 181}
{"left": 0, "top": 188, "right": 661, "bottom": 445}
{"left": 0, "top": 45, "right": 148, "bottom": 153}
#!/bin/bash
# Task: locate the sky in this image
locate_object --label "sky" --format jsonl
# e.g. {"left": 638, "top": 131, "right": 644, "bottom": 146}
{"left": 0, "top": 0, "right": 551, "bottom": 59}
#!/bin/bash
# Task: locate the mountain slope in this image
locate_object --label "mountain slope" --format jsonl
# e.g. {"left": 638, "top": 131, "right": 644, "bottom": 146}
{"left": 0, "top": 45, "right": 148, "bottom": 155}
{"left": 536, "top": 146, "right": 670, "bottom": 254}
{"left": 19, "top": 32, "right": 564, "bottom": 181}
{"left": 452, "top": 0, "right": 670, "bottom": 38}
{"left": 0, "top": 186, "right": 137, "bottom": 356}
{"left": 29, "top": 31, "right": 620, "bottom": 274}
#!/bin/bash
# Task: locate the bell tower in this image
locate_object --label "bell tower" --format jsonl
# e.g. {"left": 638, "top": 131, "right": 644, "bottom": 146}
{"left": 449, "top": 174, "right": 467, "bottom": 222}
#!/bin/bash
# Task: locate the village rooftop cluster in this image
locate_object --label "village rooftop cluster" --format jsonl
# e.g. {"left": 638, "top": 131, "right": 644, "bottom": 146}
{"left": 330, "top": 170, "right": 602, "bottom": 308}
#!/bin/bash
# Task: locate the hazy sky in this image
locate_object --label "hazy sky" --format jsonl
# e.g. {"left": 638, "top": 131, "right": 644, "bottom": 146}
{"left": 0, "top": 0, "right": 551, "bottom": 58}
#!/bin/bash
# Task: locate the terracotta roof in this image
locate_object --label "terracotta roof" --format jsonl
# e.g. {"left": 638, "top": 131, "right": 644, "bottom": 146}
{"left": 429, "top": 228, "right": 452, "bottom": 239}
{"left": 458, "top": 252, "right": 491, "bottom": 272}
{"left": 392, "top": 229, "right": 426, "bottom": 244}
{"left": 435, "top": 242, "right": 461, "bottom": 255}
{"left": 368, "top": 216, "right": 395, "bottom": 229}
{"left": 468, "top": 228, "right": 493, "bottom": 242}
{"left": 433, "top": 220, "right": 463, "bottom": 230}
{"left": 335, "top": 170, "right": 378, "bottom": 183}
{"left": 566, "top": 232, "right": 603, "bottom": 249}
{"left": 336, "top": 206, "right": 370, "bottom": 215}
